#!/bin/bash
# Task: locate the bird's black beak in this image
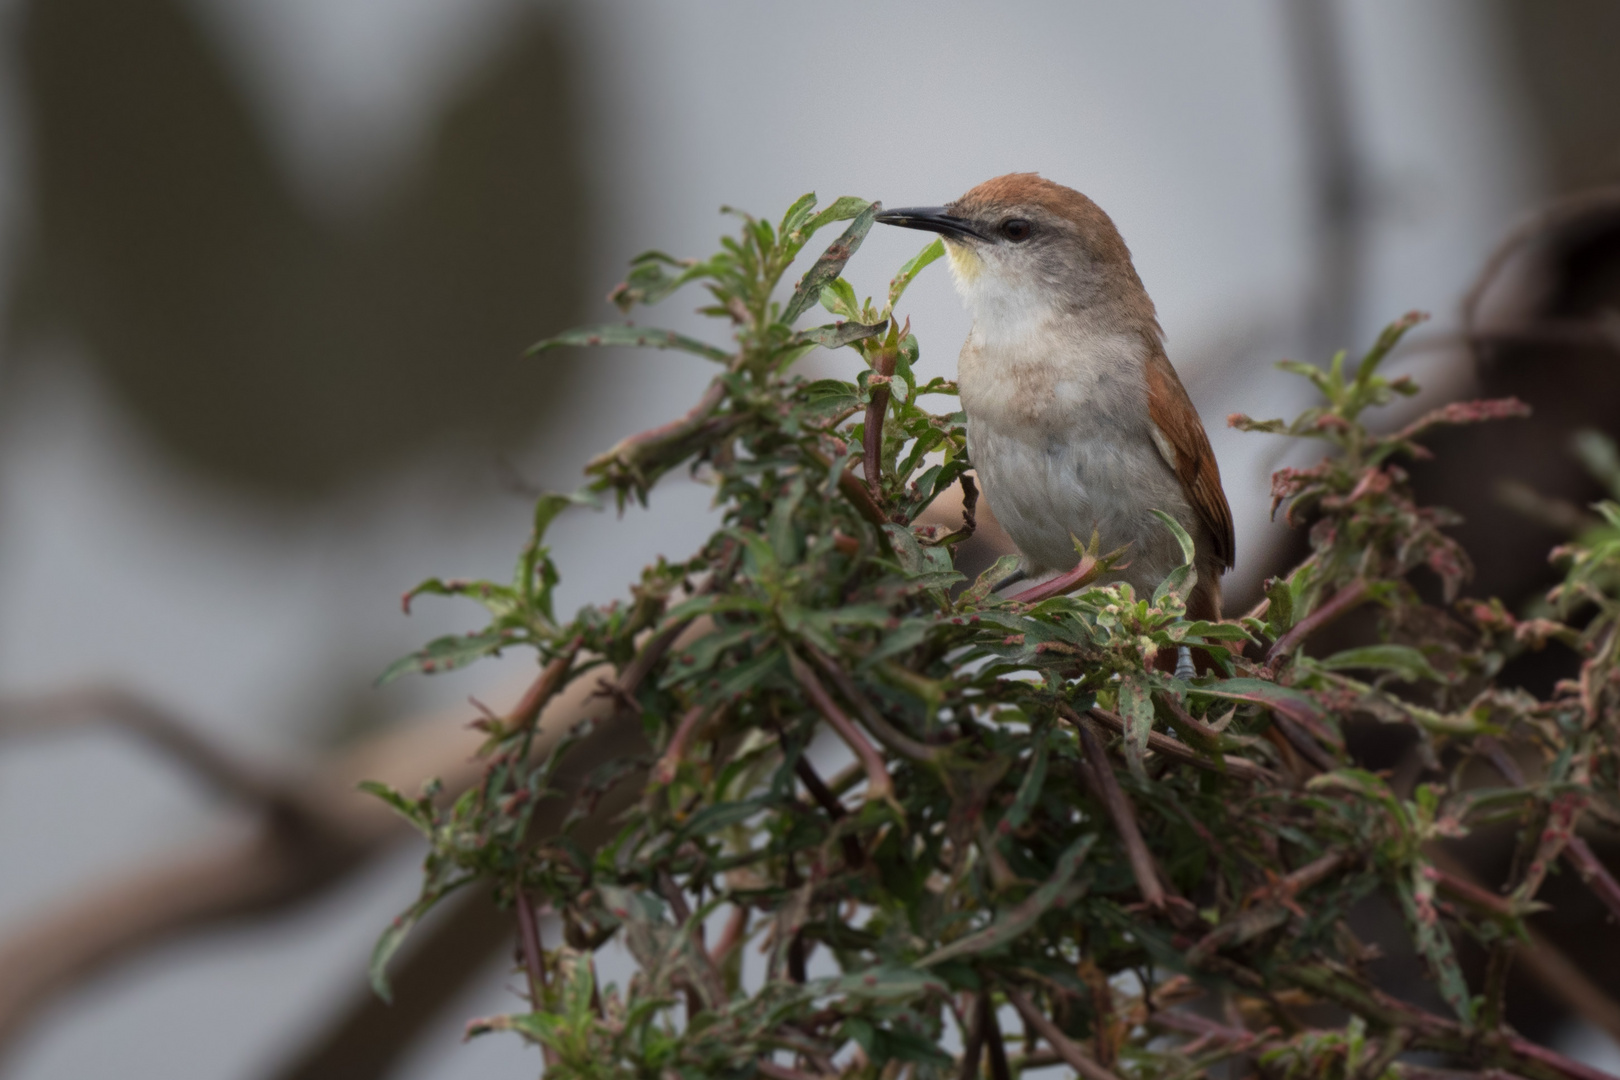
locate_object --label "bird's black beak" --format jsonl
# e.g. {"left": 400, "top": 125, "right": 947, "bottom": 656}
{"left": 874, "top": 206, "right": 987, "bottom": 242}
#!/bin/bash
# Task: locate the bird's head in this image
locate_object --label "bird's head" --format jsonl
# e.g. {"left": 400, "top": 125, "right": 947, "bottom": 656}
{"left": 876, "top": 173, "right": 1150, "bottom": 329}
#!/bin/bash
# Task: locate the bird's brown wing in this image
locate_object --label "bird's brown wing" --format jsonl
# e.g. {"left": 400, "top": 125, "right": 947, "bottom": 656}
{"left": 1144, "top": 346, "right": 1235, "bottom": 570}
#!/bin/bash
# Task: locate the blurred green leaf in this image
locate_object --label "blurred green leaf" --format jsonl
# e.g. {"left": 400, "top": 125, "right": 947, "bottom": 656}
{"left": 376, "top": 628, "right": 515, "bottom": 685}
{"left": 530, "top": 324, "right": 732, "bottom": 363}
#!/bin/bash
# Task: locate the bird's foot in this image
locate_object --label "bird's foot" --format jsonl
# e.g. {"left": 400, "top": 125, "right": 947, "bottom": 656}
{"left": 1174, "top": 646, "right": 1196, "bottom": 681}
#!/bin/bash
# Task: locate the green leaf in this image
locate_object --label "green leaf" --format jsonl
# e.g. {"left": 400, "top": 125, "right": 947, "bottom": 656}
{"left": 819, "top": 277, "right": 862, "bottom": 320}
{"left": 1318, "top": 644, "right": 1443, "bottom": 683}
{"left": 357, "top": 779, "right": 431, "bottom": 831}
{"left": 822, "top": 964, "right": 950, "bottom": 1001}
{"left": 962, "top": 554, "right": 1023, "bottom": 604}
{"left": 792, "top": 319, "right": 887, "bottom": 350}
{"left": 401, "top": 577, "right": 519, "bottom": 620}
{"left": 885, "top": 237, "right": 945, "bottom": 314}
{"left": 1263, "top": 575, "right": 1295, "bottom": 636}
{"left": 1189, "top": 678, "right": 1341, "bottom": 747}
{"left": 529, "top": 324, "right": 732, "bottom": 363}
{"left": 995, "top": 728, "right": 1051, "bottom": 840}
{"left": 1150, "top": 509, "right": 1197, "bottom": 605}
{"left": 799, "top": 378, "right": 859, "bottom": 419}
{"left": 919, "top": 836, "right": 1094, "bottom": 965}
{"left": 1397, "top": 865, "right": 1475, "bottom": 1023}
{"left": 779, "top": 191, "right": 818, "bottom": 237}
{"left": 1118, "top": 673, "right": 1156, "bottom": 780}
{"left": 370, "top": 877, "right": 472, "bottom": 1002}
{"left": 376, "top": 628, "right": 515, "bottom": 686}
{"left": 803, "top": 195, "right": 872, "bottom": 235}
{"left": 609, "top": 250, "right": 717, "bottom": 310}
{"left": 782, "top": 202, "right": 878, "bottom": 324}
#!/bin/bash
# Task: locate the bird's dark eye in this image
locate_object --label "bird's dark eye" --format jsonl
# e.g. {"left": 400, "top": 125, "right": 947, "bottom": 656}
{"left": 1000, "top": 218, "right": 1032, "bottom": 242}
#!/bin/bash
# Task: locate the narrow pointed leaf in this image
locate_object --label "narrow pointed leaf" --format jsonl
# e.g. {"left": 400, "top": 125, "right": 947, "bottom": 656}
{"left": 919, "top": 836, "right": 1095, "bottom": 966}
{"left": 530, "top": 324, "right": 732, "bottom": 363}
{"left": 782, "top": 201, "right": 878, "bottom": 324}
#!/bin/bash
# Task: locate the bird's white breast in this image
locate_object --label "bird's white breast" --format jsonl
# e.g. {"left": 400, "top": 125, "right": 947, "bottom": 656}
{"left": 953, "top": 277, "right": 1196, "bottom": 589}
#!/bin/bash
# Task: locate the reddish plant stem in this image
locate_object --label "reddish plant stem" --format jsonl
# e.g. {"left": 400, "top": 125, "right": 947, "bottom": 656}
{"left": 1430, "top": 865, "right": 1519, "bottom": 921}
{"left": 708, "top": 904, "right": 749, "bottom": 967}
{"left": 1480, "top": 737, "right": 1620, "bottom": 927}
{"left": 1007, "top": 554, "right": 1104, "bottom": 605}
{"left": 1269, "top": 712, "right": 1340, "bottom": 773}
{"left": 587, "top": 379, "right": 729, "bottom": 481}
{"left": 806, "top": 447, "right": 890, "bottom": 527}
{"left": 930, "top": 473, "right": 979, "bottom": 547}
{"left": 1286, "top": 961, "right": 1615, "bottom": 1080}
{"left": 863, "top": 344, "right": 896, "bottom": 499}
{"left": 614, "top": 551, "right": 736, "bottom": 710}
{"left": 1069, "top": 714, "right": 1167, "bottom": 910}
{"left": 655, "top": 871, "right": 728, "bottom": 1010}
{"left": 1267, "top": 579, "right": 1370, "bottom": 662}
{"left": 504, "top": 636, "right": 583, "bottom": 738}
{"left": 1565, "top": 837, "right": 1620, "bottom": 926}
{"left": 513, "top": 888, "right": 559, "bottom": 1068}
{"left": 803, "top": 641, "right": 940, "bottom": 763}
{"left": 786, "top": 648, "right": 895, "bottom": 805}
{"left": 1149, "top": 1009, "right": 1278, "bottom": 1055}
{"left": 652, "top": 703, "right": 711, "bottom": 785}
{"left": 1001, "top": 983, "right": 1122, "bottom": 1080}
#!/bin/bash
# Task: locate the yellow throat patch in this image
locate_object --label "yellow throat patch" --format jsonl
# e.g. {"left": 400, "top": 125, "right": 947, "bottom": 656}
{"left": 943, "top": 238, "right": 982, "bottom": 285}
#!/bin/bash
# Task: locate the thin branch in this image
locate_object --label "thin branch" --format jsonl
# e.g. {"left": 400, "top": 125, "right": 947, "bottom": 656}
{"left": 1285, "top": 960, "right": 1617, "bottom": 1080}
{"left": 956, "top": 991, "right": 986, "bottom": 1080}
{"left": 785, "top": 648, "right": 895, "bottom": 805}
{"left": 514, "top": 888, "right": 559, "bottom": 1068}
{"left": 1070, "top": 715, "right": 1167, "bottom": 910}
{"left": 499, "top": 635, "right": 583, "bottom": 740}
{"left": 652, "top": 703, "right": 711, "bottom": 785}
{"left": 1149, "top": 1009, "right": 1278, "bottom": 1057}
{"left": 863, "top": 344, "right": 896, "bottom": 499}
{"left": 0, "top": 667, "right": 637, "bottom": 1055}
{"left": 982, "top": 992, "right": 1011, "bottom": 1080}
{"left": 1080, "top": 704, "right": 1273, "bottom": 784}
{"left": 1429, "top": 847, "right": 1620, "bottom": 1046}
{"left": 1006, "top": 552, "right": 1106, "bottom": 605}
{"left": 793, "top": 756, "right": 865, "bottom": 869}
{"left": 708, "top": 904, "right": 749, "bottom": 968}
{"left": 1269, "top": 711, "right": 1340, "bottom": 773}
{"left": 807, "top": 447, "right": 890, "bottom": 528}
{"left": 803, "top": 641, "right": 941, "bottom": 763}
{"left": 0, "top": 686, "right": 282, "bottom": 805}
{"left": 1461, "top": 187, "right": 1620, "bottom": 346}
{"left": 1565, "top": 836, "right": 1620, "bottom": 926}
{"left": 1268, "top": 579, "right": 1370, "bottom": 662}
{"left": 1001, "top": 982, "right": 1122, "bottom": 1080}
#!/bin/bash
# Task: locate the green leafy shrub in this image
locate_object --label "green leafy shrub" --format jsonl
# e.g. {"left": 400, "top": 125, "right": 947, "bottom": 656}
{"left": 367, "top": 195, "right": 1620, "bottom": 1080}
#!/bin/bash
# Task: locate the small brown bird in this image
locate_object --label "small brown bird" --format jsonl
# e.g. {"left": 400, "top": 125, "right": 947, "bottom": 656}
{"left": 877, "top": 174, "right": 1234, "bottom": 640}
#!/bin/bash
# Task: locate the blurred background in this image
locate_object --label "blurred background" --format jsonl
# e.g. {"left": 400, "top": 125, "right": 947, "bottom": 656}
{"left": 1, "top": 1, "right": 1619, "bottom": 1077}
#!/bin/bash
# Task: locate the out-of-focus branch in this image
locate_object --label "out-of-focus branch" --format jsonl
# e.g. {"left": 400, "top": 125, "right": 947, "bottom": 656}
{"left": 0, "top": 685, "right": 283, "bottom": 803}
{"left": 1461, "top": 187, "right": 1620, "bottom": 344}
{"left": 0, "top": 669, "right": 624, "bottom": 1055}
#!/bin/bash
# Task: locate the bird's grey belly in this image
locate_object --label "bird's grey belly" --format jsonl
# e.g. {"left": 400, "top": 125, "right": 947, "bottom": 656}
{"left": 969, "top": 421, "right": 1196, "bottom": 594}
